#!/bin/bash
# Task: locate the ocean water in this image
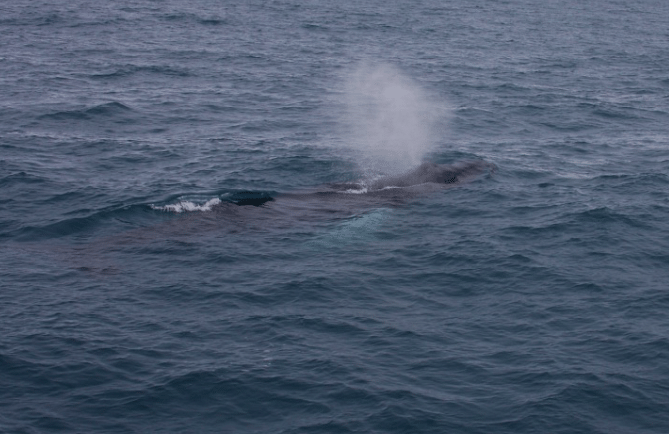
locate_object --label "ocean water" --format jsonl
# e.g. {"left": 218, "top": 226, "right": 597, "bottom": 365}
{"left": 2, "top": 0, "right": 669, "bottom": 432}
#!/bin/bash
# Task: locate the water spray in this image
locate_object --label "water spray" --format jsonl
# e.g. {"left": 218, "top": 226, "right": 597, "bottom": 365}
{"left": 341, "top": 62, "right": 449, "bottom": 175}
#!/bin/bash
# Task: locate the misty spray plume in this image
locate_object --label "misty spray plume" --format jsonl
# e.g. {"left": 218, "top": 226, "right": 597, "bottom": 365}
{"left": 342, "top": 63, "right": 448, "bottom": 174}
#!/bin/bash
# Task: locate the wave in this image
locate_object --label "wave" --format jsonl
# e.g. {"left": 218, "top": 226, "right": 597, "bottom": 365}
{"left": 161, "top": 12, "right": 229, "bottom": 27}
{"left": 89, "top": 65, "right": 191, "bottom": 80}
{"left": 37, "top": 102, "right": 134, "bottom": 121}
{"left": 0, "top": 171, "right": 47, "bottom": 187}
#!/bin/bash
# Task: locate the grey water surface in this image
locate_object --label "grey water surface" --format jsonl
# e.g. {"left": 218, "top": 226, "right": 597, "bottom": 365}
{"left": 2, "top": 0, "right": 669, "bottom": 433}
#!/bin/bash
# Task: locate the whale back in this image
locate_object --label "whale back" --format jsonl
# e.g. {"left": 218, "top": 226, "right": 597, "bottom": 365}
{"left": 369, "top": 160, "right": 490, "bottom": 190}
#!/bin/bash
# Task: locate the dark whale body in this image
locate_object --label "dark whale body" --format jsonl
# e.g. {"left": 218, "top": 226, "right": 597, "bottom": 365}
{"left": 48, "top": 159, "right": 493, "bottom": 273}
{"left": 226, "top": 160, "right": 492, "bottom": 210}
{"left": 220, "top": 160, "right": 493, "bottom": 212}
{"left": 366, "top": 160, "right": 491, "bottom": 191}
{"left": 227, "top": 159, "right": 494, "bottom": 221}
{"left": 278, "top": 159, "right": 493, "bottom": 200}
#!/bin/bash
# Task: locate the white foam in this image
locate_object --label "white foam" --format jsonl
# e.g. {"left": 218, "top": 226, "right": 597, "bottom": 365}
{"left": 151, "top": 197, "right": 221, "bottom": 213}
{"left": 342, "top": 187, "right": 368, "bottom": 194}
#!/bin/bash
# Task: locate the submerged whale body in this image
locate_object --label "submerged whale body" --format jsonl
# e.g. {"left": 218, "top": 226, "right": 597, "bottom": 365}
{"left": 62, "top": 160, "right": 493, "bottom": 273}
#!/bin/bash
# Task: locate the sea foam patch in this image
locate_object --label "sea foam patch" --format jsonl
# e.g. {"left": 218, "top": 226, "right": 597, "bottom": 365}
{"left": 341, "top": 187, "right": 368, "bottom": 194}
{"left": 151, "top": 197, "right": 221, "bottom": 213}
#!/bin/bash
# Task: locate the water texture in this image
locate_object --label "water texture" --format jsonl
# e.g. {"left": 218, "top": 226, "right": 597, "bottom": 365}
{"left": 2, "top": 0, "right": 669, "bottom": 433}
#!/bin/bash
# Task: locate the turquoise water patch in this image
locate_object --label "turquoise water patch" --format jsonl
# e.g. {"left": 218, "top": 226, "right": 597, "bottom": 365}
{"left": 309, "top": 208, "right": 391, "bottom": 249}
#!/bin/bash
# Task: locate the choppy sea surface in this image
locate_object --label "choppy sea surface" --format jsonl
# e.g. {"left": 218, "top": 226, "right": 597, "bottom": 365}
{"left": 2, "top": 0, "right": 669, "bottom": 432}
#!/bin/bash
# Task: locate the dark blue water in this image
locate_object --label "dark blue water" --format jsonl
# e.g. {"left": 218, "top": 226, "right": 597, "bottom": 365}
{"left": 2, "top": 0, "right": 669, "bottom": 432}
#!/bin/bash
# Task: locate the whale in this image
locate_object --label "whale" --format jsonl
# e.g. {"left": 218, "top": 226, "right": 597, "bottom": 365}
{"left": 214, "top": 160, "right": 492, "bottom": 210}
{"left": 287, "top": 159, "right": 493, "bottom": 199}
{"left": 40, "top": 159, "right": 494, "bottom": 274}
{"left": 367, "top": 160, "right": 491, "bottom": 190}
{"left": 216, "top": 159, "right": 495, "bottom": 224}
{"left": 214, "top": 160, "right": 491, "bottom": 212}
